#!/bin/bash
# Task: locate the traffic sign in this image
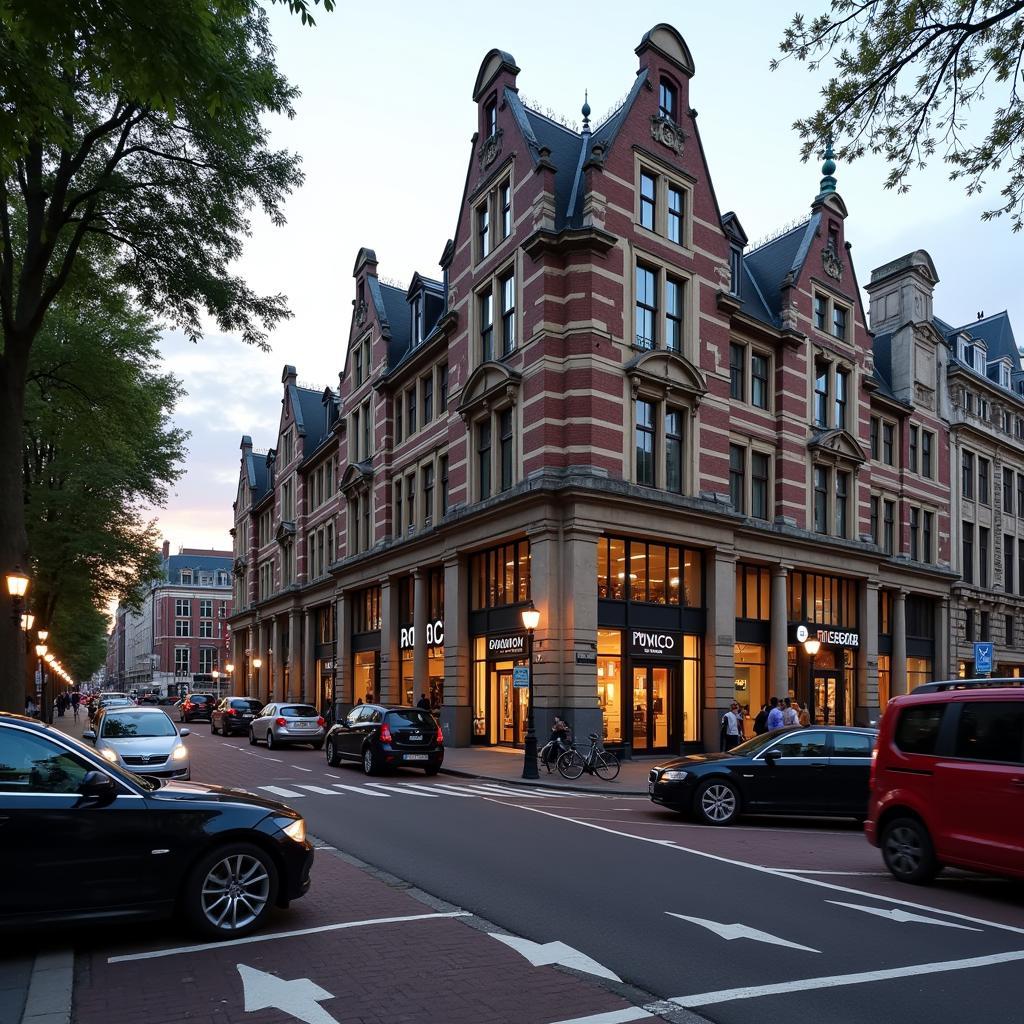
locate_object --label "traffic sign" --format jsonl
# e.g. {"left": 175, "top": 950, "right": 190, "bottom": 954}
{"left": 512, "top": 666, "right": 530, "bottom": 688}
{"left": 974, "top": 641, "right": 994, "bottom": 674}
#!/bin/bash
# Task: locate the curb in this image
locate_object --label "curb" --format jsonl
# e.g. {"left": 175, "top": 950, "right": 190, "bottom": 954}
{"left": 438, "top": 764, "right": 649, "bottom": 796}
{"left": 21, "top": 950, "right": 73, "bottom": 1024}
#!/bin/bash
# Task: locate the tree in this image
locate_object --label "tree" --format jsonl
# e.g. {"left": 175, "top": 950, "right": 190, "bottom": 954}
{"left": 24, "top": 274, "right": 187, "bottom": 681}
{"left": 0, "top": 0, "right": 332, "bottom": 711}
{"left": 774, "top": 1, "right": 1024, "bottom": 229}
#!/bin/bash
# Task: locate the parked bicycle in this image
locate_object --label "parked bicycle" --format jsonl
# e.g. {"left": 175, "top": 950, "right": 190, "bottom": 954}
{"left": 557, "top": 733, "right": 620, "bottom": 781}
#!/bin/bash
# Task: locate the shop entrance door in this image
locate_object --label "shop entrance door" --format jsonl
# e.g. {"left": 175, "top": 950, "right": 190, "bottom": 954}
{"left": 812, "top": 671, "right": 845, "bottom": 726}
{"left": 499, "top": 669, "right": 529, "bottom": 745}
{"left": 630, "top": 664, "right": 673, "bottom": 752}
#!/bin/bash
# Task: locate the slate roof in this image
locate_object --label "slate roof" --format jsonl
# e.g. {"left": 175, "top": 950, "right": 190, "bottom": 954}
{"left": 163, "top": 552, "right": 232, "bottom": 583}
{"left": 869, "top": 330, "right": 905, "bottom": 404}
{"left": 952, "top": 312, "right": 1018, "bottom": 367}
{"left": 742, "top": 216, "right": 820, "bottom": 324}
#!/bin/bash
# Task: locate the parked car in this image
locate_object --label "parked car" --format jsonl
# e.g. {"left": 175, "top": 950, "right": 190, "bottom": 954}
{"left": 250, "top": 704, "right": 325, "bottom": 750}
{"left": 0, "top": 712, "right": 313, "bottom": 937}
{"left": 212, "top": 697, "right": 264, "bottom": 737}
{"left": 867, "top": 679, "right": 1024, "bottom": 884}
{"left": 178, "top": 693, "right": 216, "bottom": 723}
{"left": 84, "top": 706, "right": 191, "bottom": 781}
{"left": 88, "top": 693, "right": 133, "bottom": 722}
{"left": 325, "top": 704, "right": 444, "bottom": 775}
{"left": 648, "top": 726, "right": 877, "bottom": 825}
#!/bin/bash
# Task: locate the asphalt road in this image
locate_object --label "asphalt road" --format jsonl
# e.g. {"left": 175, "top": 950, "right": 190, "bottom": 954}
{"left": 180, "top": 725, "right": 1024, "bottom": 1024}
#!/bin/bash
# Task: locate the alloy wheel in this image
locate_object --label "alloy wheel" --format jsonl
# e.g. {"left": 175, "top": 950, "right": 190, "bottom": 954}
{"left": 885, "top": 825, "right": 923, "bottom": 876}
{"left": 700, "top": 782, "right": 737, "bottom": 823}
{"left": 363, "top": 748, "right": 374, "bottom": 775}
{"left": 200, "top": 853, "right": 270, "bottom": 932}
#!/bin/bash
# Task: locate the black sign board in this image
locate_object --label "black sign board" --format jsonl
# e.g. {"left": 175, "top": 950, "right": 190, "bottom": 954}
{"left": 575, "top": 651, "right": 597, "bottom": 665}
{"left": 487, "top": 633, "right": 526, "bottom": 658}
{"left": 627, "top": 629, "right": 682, "bottom": 659}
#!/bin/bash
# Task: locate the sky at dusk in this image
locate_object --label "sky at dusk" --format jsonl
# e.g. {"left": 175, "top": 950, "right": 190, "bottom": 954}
{"left": 154, "top": 0, "right": 1024, "bottom": 555}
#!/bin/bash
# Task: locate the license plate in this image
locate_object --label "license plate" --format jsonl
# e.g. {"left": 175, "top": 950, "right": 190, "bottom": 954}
{"left": 295, "top": 722, "right": 314, "bottom": 729}
{"left": 410, "top": 734, "right": 423, "bottom": 741}
{"left": 404, "top": 754, "right": 429, "bottom": 761}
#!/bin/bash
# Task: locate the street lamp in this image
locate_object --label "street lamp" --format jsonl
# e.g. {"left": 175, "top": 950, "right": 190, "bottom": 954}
{"left": 521, "top": 603, "right": 541, "bottom": 780}
{"left": 6, "top": 567, "right": 29, "bottom": 624}
{"left": 803, "top": 636, "right": 821, "bottom": 725}
{"left": 21, "top": 612, "right": 34, "bottom": 631}
{"left": 37, "top": 629, "right": 48, "bottom": 642}
{"left": 212, "top": 668, "right": 221, "bottom": 697}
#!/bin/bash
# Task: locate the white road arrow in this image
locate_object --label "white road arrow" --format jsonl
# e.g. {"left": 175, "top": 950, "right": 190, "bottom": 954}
{"left": 488, "top": 933, "right": 622, "bottom": 981}
{"left": 237, "top": 964, "right": 341, "bottom": 1024}
{"left": 826, "top": 901, "right": 982, "bottom": 931}
{"left": 665, "top": 913, "right": 820, "bottom": 953}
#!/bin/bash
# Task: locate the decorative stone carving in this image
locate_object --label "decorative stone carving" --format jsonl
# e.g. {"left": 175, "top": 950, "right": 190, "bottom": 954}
{"left": 781, "top": 301, "right": 800, "bottom": 330}
{"left": 354, "top": 299, "right": 367, "bottom": 327}
{"left": 821, "top": 246, "right": 843, "bottom": 281}
{"left": 649, "top": 114, "right": 685, "bottom": 156}
{"left": 477, "top": 128, "right": 503, "bottom": 171}
{"left": 447, "top": 283, "right": 459, "bottom": 311}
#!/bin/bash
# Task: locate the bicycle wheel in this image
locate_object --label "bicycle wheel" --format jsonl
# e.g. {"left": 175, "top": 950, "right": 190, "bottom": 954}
{"left": 594, "top": 750, "right": 620, "bottom": 781}
{"left": 557, "top": 749, "right": 586, "bottom": 780}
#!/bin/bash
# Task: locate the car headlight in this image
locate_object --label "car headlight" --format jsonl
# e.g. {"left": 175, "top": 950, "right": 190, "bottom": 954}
{"left": 660, "top": 769, "right": 689, "bottom": 781}
{"left": 280, "top": 818, "right": 306, "bottom": 844}
{"left": 99, "top": 748, "right": 118, "bottom": 763}
{"left": 172, "top": 745, "right": 189, "bottom": 761}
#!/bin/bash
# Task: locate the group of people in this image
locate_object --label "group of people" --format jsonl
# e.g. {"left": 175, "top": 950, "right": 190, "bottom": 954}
{"left": 23, "top": 691, "right": 80, "bottom": 721}
{"left": 720, "top": 695, "right": 810, "bottom": 751}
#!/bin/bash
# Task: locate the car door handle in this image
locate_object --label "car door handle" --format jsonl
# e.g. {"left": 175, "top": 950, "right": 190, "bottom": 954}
{"left": 811, "top": 762, "right": 828, "bottom": 768}
{"left": 1012, "top": 778, "right": 1024, "bottom": 787}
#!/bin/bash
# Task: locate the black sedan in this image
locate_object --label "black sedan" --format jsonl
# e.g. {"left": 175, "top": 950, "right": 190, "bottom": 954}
{"left": 0, "top": 713, "right": 313, "bottom": 937}
{"left": 211, "top": 696, "right": 264, "bottom": 736}
{"left": 325, "top": 704, "right": 443, "bottom": 775}
{"left": 649, "top": 726, "right": 877, "bottom": 825}
{"left": 178, "top": 693, "right": 215, "bottom": 723}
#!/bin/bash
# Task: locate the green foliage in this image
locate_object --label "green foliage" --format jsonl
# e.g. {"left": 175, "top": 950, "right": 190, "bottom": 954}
{"left": 774, "top": 1, "right": 1024, "bottom": 229}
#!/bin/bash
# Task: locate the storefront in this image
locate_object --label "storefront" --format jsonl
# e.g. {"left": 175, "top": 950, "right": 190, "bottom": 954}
{"left": 314, "top": 604, "right": 335, "bottom": 714}
{"left": 472, "top": 630, "right": 530, "bottom": 744}
{"left": 351, "top": 585, "right": 381, "bottom": 704}
{"left": 397, "top": 569, "right": 445, "bottom": 708}
{"left": 596, "top": 536, "right": 704, "bottom": 754}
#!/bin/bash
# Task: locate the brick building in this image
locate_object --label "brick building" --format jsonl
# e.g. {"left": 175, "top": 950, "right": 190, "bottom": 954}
{"left": 228, "top": 24, "right": 957, "bottom": 754}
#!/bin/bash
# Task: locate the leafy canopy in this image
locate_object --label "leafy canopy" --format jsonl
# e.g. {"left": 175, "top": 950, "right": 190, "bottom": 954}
{"left": 774, "top": 1, "right": 1024, "bottom": 229}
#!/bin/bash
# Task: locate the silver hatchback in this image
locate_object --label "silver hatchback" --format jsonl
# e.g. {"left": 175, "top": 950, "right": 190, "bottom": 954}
{"left": 84, "top": 706, "right": 191, "bottom": 779}
{"left": 249, "top": 703, "right": 324, "bottom": 750}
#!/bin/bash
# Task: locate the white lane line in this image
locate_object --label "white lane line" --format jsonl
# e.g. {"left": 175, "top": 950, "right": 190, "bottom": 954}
{"left": 669, "top": 949, "right": 1024, "bottom": 1008}
{"left": 331, "top": 783, "right": 391, "bottom": 797}
{"left": 780, "top": 870, "right": 892, "bottom": 877}
{"left": 418, "top": 783, "right": 480, "bottom": 798}
{"left": 506, "top": 802, "right": 1024, "bottom": 937}
{"left": 106, "top": 911, "right": 471, "bottom": 963}
{"left": 293, "top": 765, "right": 314, "bottom": 773}
{"left": 295, "top": 785, "right": 342, "bottom": 795}
{"left": 398, "top": 782, "right": 475, "bottom": 797}
{"left": 826, "top": 901, "right": 983, "bottom": 931}
{"left": 365, "top": 782, "right": 439, "bottom": 797}
{"left": 258, "top": 785, "right": 305, "bottom": 798}
{"left": 548, "top": 1008, "right": 653, "bottom": 1024}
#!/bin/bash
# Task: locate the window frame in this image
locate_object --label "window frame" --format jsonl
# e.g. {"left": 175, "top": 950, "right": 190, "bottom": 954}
{"left": 634, "top": 157, "right": 693, "bottom": 249}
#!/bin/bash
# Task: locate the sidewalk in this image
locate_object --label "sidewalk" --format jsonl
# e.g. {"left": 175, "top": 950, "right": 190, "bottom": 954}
{"left": 441, "top": 744, "right": 662, "bottom": 795}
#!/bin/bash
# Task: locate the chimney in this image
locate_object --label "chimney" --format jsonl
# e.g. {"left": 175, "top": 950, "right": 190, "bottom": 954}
{"left": 161, "top": 540, "right": 170, "bottom": 560}
{"left": 866, "top": 250, "right": 939, "bottom": 333}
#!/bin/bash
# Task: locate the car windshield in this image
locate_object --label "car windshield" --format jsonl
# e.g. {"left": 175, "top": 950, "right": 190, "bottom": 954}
{"left": 280, "top": 705, "right": 318, "bottom": 718}
{"left": 101, "top": 698, "right": 131, "bottom": 708}
{"left": 102, "top": 711, "right": 176, "bottom": 738}
{"left": 230, "top": 699, "right": 262, "bottom": 712}
{"left": 387, "top": 710, "right": 436, "bottom": 730}
{"left": 727, "top": 730, "right": 795, "bottom": 757}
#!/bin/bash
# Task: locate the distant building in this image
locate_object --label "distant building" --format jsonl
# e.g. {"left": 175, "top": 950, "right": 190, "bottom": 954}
{"left": 106, "top": 541, "right": 233, "bottom": 693}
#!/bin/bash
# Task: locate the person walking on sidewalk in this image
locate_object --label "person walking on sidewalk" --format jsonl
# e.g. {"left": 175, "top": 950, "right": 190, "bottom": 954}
{"left": 71, "top": 692, "right": 81, "bottom": 721}
{"left": 720, "top": 702, "right": 741, "bottom": 751}
{"left": 416, "top": 693, "right": 431, "bottom": 711}
{"left": 753, "top": 703, "right": 769, "bottom": 735}
{"left": 782, "top": 697, "right": 800, "bottom": 727}
{"left": 766, "top": 697, "right": 785, "bottom": 731}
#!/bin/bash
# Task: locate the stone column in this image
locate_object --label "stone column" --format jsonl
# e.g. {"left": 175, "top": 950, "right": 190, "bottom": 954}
{"left": 303, "top": 607, "right": 316, "bottom": 707}
{"left": 271, "top": 616, "right": 284, "bottom": 702}
{"left": 413, "top": 569, "right": 428, "bottom": 702}
{"left": 893, "top": 588, "right": 908, "bottom": 696}
{"left": 288, "top": 609, "right": 301, "bottom": 701}
{"left": 440, "top": 554, "right": 471, "bottom": 745}
{"left": 770, "top": 565, "right": 789, "bottom": 699}
{"left": 379, "top": 577, "right": 398, "bottom": 704}
{"left": 704, "top": 548, "right": 737, "bottom": 743}
{"left": 861, "top": 579, "right": 879, "bottom": 725}
{"left": 560, "top": 527, "right": 600, "bottom": 743}
{"left": 256, "top": 621, "right": 267, "bottom": 703}
{"left": 936, "top": 597, "right": 951, "bottom": 680}
{"left": 335, "top": 592, "right": 350, "bottom": 714}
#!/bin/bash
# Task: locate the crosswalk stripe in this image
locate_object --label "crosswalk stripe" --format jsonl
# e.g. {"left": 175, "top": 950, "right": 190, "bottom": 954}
{"left": 331, "top": 782, "right": 391, "bottom": 797}
{"left": 295, "top": 785, "right": 341, "bottom": 795}
{"left": 365, "top": 782, "right": 439, "bottom": 797}
{"left": 419, "top": 783, "right": 480, "bottom": 798}
{"left": 399, "top": 782, "right": 475, "bottom": 797}
{"left": 463, "top": 784, "right": 556, "bottom": 799}
{"left": 259, "top": 786, "right": 305, "bottom": 798}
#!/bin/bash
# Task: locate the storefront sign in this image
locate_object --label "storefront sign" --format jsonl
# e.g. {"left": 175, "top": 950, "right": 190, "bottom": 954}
{"left": 321, "top": 659, "right": 335, "bottom": 673}
{"left": 628, "top": 629, "right": 680, "bottom": 658}
{"left": 794, "top": 623, "right": 860, "bottom": 648}
{"left": 399, "top": 620, "right": 445, "bottom": 651}
{"left": 575, "top": 651, "right": 597, "bottom": 665}
{"left": 487, "top": 633, "right": 526, "bottom": 658}
{"left": 512, "top": 666, "right": 530, "bottom": 688}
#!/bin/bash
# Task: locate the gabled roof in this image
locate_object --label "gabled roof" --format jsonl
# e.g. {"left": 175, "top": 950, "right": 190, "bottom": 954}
{"left": 743, "top": 216, "right": 820, "bottom": 321}
{"left": 953, "top": 312, "right": 1018, "bottom": 366}
{"left": 163, "top": 552, "right": 233, "bottom": 579}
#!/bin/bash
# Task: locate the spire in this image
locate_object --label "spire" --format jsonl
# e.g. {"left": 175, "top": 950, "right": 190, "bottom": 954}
{"left": 818, "top": 138, "right": 837, "bottom": 197}
{"left": 581, "top": 90, "right": 591, "bottom": 132}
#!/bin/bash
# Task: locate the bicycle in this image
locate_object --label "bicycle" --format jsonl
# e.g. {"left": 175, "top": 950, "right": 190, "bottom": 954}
{"left": 556, "top": 733, "right": 620, "bottom": 781}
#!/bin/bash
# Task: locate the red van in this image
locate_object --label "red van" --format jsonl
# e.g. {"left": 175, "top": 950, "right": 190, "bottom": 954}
{"left": 867, "top": 680, "right": 1024, "bottom": 883}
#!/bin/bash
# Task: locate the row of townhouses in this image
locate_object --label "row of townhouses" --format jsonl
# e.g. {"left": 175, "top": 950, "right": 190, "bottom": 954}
{"left": 226, "top": 24, "right": 1022, "bottom": 755}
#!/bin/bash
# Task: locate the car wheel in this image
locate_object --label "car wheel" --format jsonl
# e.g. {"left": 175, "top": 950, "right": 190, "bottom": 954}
{"left": 248, "top": 728, "right": 257, "bottom": 746}
{"left": 362, "top": 746, "right": 377, "bottom": 776}
{"left": 881, "top": 816, "right": 938, "bottom": 884}
{"left": 311, "top": 740, "right": 324, "bottom": 751}
{"left": 694, "top": 778, "right": 741, "bottom": 826}
{"left": 325, "top": 739, "right": 341, "bottom": 767}
{"left": 183, "top": 842, "right": 278, "bottom": 938}
{"left": 266, "top": 730, "right": 276, "bottom": 750}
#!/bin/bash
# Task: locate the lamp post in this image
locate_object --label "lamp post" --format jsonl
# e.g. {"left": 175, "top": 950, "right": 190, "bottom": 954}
{"left": 6, "top": 568, "right": 29, "bottom": 624}
{"left": 803, "top": 636, "right": 821, "bottom": 725}
{"left": 252, "top": 656, "right": 262, "bottom": 700}
{"left": 212, "top": 669, "right": 221, "bottom": 698}
{"left": 520, "top": 603, "right": 541, "bottom": 780}
{"left": 225, "top": 661, "right": 234, "bottom": 697}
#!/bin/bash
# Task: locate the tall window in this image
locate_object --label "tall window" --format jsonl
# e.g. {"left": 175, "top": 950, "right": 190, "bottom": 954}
{"left": 870, "top": 495, "right": 879, "bottom": 545}
{"left": 485, "top": 97, "right": 497, "bottom": 137}
{"left": 635, "top": 265, "right": 657, "bottom": 349}
{"left": 480, "top": 291, "right": 494, "bottom": 362}
{"left": 500, "top": 183, "right": 512, "bottom": 239}
{"left": 665, "top": 408, "right": 683, "bottom": 494}
{"left": 962, "top": 450, "right": 975, "bottom": 498}
{"left": 477, "top": 202, "right": 489, "bottom": 259}
{"left": 440, "top": 454, "right": 449, "bottom": 515}
{"left": 405, "top": 473, "right": 415, "bottom": 533}
{"left": 751, "top": 452, "right": 770, "bottom": 520}
{"left": 658, "top": 78, "right": 677, "bottom": 121}
{"left": 909, "top": 506, "right": 920, "bottom": 560}
{"left": 500, "top": 272, "right": 516, "bottom": 355}
{"left": 814, "top": 294, "right": 827, "bottom": 331}
{"left": 729, "top": 343, "right": 744, "bottom": 400}
{"left": 175, "top": 648, "right": 190, "bottom": 676}
{"left": 751, "top": 353, "right": 769, "bottom": 410}
{"left": 883, "top": 499, "right": 895, "bottom": 554}
{"left": 665, "top": 277, "right": 683, "bottom": 353}
{"left": 813, "top": 466, "right": 828, "bottom": 533}
{"left": 832, "top": 304, "right": 847, "bottom": 340}
{"left": 980, "top": 526, "right": 990, "bottom": 587}
{"left": 635, "top": 400, "right": 655, "bottom": 486}
{"left": 439, "top": 363, "right": 449, "bottom": 409}
{"left": 834, "top": 369, "right": 849, "bottom": 430}
{"left": 422, "top": 464, "right": 435, "bottom": 527}
{"left": 870, "top": 417, "right": 879, "bottom": 460}
{"left": 393, "top": 397, "right": 402, "bottom": 445}
{"left": 421, "top": 375, "right": 433, "bottom": 423}
{"left": 962, "top": 522, "right": 974, "bottom": 584}
{"left": 1005, "top": 534, "right": 1016, "bottom": 594}
{"left": 921, "top": 430, "right": 933, "bottom": 478}
{"left": 814, "top": 360, "right": 829, "bottom": 427}
{"left": 908, "top": 425, "right": 918, "bottom": 472}
{"left": 499, "top": 409, "right": 514, "bottom": 491}
{"left": 639, "top": 172, "right": 656, "bottom": 230}
{"left": 835, "top": 471, "right": 849, "bottom": 538}
{"left": 667, "top": 186, "right": 684, "bottom": 244}
{"left": 979, "top": 457, "right": 990, "bottom": 504}
{"left": 729, "top": 444, "right": 745, "bottom": 512}
{"left": 477, "top": 421, "right": 492, "bottom": 501}
{"left": 1004, "top": 467, "right": 1014, "bottom": 514}
{"left": 923, "top": 510, "right": 934, "bottom": 564}
{"left": 883, "top": 422, "right": 895, "bottom": 465}
{"left": 406, "top": 389, "right": 416, "bottom": 437}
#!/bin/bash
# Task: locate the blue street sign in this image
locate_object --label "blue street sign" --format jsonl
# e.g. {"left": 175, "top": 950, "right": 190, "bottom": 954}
{"left": 974, "top": 642, "right": 994, "bottom": 674}
{"left": 512, "top": 666, "right": 530, "bottom": 688}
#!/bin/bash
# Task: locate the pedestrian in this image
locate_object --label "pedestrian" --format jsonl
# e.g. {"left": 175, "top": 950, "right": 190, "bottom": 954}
{"left": 71, "top": 692, "right": 81, "bottom": 721}
{"left": 720, "top": 702, "right": 741, "bottom": 751}
{"left": 782, "top": 697, "right": 800, "bottom": 727}
{"left": 766, "top": 696, "right": 785, "bottom": 731}
{"left": 416, "top": 692, "right": 431, "bottom": 710}
{"left": 753, "top": 703, "right": 769, "bottom": 735}
{"left": 798, "top": 701, "right": 811, "bottom": 727}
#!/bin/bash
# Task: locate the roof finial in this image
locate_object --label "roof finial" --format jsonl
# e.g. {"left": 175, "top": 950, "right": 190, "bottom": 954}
{"left": 581, "top": 89, "right": 591, "bottom": 132}
{"left": 819, "top": 137, "right": 837, "bottom": 196}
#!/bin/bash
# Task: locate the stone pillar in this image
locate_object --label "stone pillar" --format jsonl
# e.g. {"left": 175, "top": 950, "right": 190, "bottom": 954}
{"left": 936, "top": 597, "right": 951, "bottom": 680}
{"left": 560, "top": 528, "right": 600, "bottom": 743}
{"left": 379, "top": 577, "right": 398, "bottom": 704}
{"left": 703, "top": 548, "right": 737, "bottom": 743}
{"left": 861, "top": 579, "right": 878, "bottom": 725}
{"left": 770, "top": 565, "right": 789, "bottom": 699}
{"left": 440, "top": 554, "right": 471, "bottom": 745}
{"left": 288, "top": 609, "right": 301, "bottom": 701}
{"left": 271, "top": 616, "right": 284, "bottom": 701}
{"left": 335, "top": 593, "right": 350, "bottom": 714}
{"left": 303, "top": 607, "right": 315, "bottom": 706}
{"left": 893, "top": 588, "right": 908, "bottom": 696}
{"left": 413, "top": 569, "right": 428, "bottom": 703}
{"left": 256, "top": 621, "right": 267, "bottom": 704}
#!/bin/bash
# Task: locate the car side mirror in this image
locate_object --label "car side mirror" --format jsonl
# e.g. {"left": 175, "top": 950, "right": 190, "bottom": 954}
{"left": 78, "top": 770, "right": 115, "bottom": 804}
{"left": 82, "top": 730, "right": 96, "bottom": 742}
{"left": 764, "top": 749, "right": 782, "bottom": 764}
{"left": 180, "top": 728, "right": 191, "bottom": 737}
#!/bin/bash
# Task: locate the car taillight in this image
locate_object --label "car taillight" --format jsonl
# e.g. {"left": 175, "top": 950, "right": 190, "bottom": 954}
{"left": 379, "top": 722, "right": 393, "bottom": 744}
{"left": 276, "top": 717, "right": 287, "bottom": 727}
{"left": 227, "top": 708, "right": 237, "bottom": 715}
{"left": 317, "top": 716, "right": 325, "bottom": 727}
{"left": 436, "top": 725, "right": 444, "bottom": 744}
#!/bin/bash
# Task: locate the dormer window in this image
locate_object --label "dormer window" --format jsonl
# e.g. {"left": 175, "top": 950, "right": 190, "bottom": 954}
{"left": 729, "top": 247, "right": 741, "bottom": 295}
{"left": 658, "top": 78, "right": 677, "bottom": 122}
{"left": 827, "top": 224, "right": 840, "bottom": 254}
{"left": 485, "top": 97, "right": 497, "bottom": 138}
{"left": 180, "top": 569, "right": 193, "bottom": 585}
{"left": 999, "top": 360, "right": 1011, "bottom": 388}
{"left": 413, "top": 297, "right": 423, "bottom": 347}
